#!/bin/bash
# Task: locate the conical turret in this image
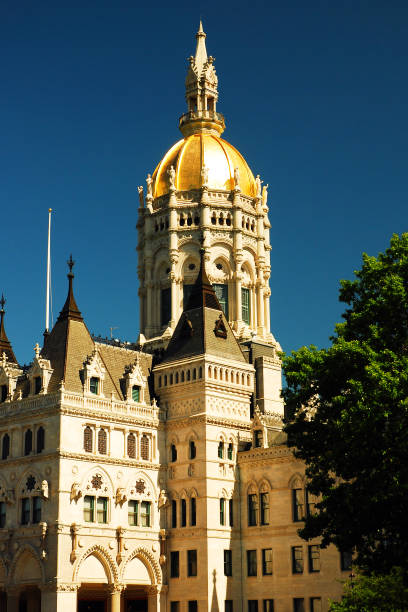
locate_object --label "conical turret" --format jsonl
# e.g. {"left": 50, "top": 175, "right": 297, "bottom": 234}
{"left": 0, "top": 294, "right": 18, "bottom": 364}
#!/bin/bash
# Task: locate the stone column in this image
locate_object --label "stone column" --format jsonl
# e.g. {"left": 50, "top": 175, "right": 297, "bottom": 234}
{"left": 41, "top": 584, "right": 78, "bottom": 612}
{"left": 147, "top": 585, "right": 160, "bottom": 612}
{"left": 6, "top": 587, "right": 20, "bottom": 612}
{"left": 108, "top": 584, "right": 124, "bottom": 612}
{"left": 256, "top": 279, "right": 265, "bottom": 335}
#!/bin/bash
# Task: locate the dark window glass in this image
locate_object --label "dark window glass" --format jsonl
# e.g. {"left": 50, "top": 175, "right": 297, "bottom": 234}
{"left": 260, "top": 492, "right": 270, "bottom": 525}
{"left": 181, "top": 499, "right": 187, "bottom": 527}
{"left": 292, "top": 546, "right": 303, "bottom": 574}
{"left": 97, "top": 497, "right": 108, "bottom": 523}
{"left": 308, "top": 545, "right": 320, "bottom": 572}
{"left": 141, "top": 501, "right": 151, "bottom": 527}
{"left": 140, "top": 434, "right": 149, "bottom": 460}
{"left": 89, "top": 377, "right": 99, "bottom": 394}
{"left": 225, "top": 602, "right": 233, "bottom": 612}
{"left": 262, "top": 548, "right": 273, "bottom": 575}
{"left": 254, "top": 430, "right": 262, "bottom": 448}
{"left": 32, "top": 497, "right": 42, "bottom": 523}
{"left": 293, "top": 599, "right": 305, "bottom": 612}
{"left": 84, "top": 426, "right": 93, "bottom": 452}
{"left": 34, "top": 376, "right": 42, "bottom": 395}
{"left": 310, "top": 598, "right": 321, "bottom": 612}
{"left": 84, "top": 495, "right": 95, "bottom": 522}
{"left": 183, "top": 284, "right": 194, "bottom": 309}
{"left": 190, "top": 497, "right": 196, "bottom": 526}
{"left": 0, "top": 502, "right": 5, "bottom": 528}
{"left": 293, "top": 489, "right": 304, "bottom": 522}
{"left": 170, "top": 551, "right": 179, "bottom": 578}
{"left": 227, "top": 443, "right": 233, "bottom": 460}
{"left": 171, "top": 500, "right": 177, "bottom": 528}
{"left": 98, "top": 429, "right": 107, "bottom": 454}
{"left": 214, "top": 284, "right": 229, "bottom": 317}
{"left": 220, "top": 498, "right": 226, "bottom": 525}
{"left": 189, "top": 440, "right": 196, "bottom": 459}
{"left": 128, "top": 500, "right": 138, "bottom": 526}
{"left": 224, "top": 550, "right": 232, "bottom": 576}
{"left": 340, "top": 550, "right": 353, "bottom": 571}
{"left": 171, "top": 444, "right": 177, "bottom": 462}
{"left": 24, "top": 429, "right": 32, "bottom": 455}
{"left": 187, "top": 549, "right": 197, "bottom": 576}
{"left": 248, "top": 602, "right": 258, "bottom": 612}
{"left": 229, "top": 499, "right": 234, "bottom": 527}
{"left": 127, "top": 433, "right": 136, "bottom": 458}
{"left": 36, "top": 427, "right": 45, "bottom": 453}
{"left": 171, "top": 603, "right": 180, "bottom": 612}
{"left": 306, "top": 489, "right": 317, "bottom": 516}
{"left": 263, "top": 601, "right": 274, "bottom": 612}
{"left": 188, "top": 603, "right": 198, "bottom": 612}
{"left": 161, "top": 287, "right": 171, "bottom": 326}
{"left": 218, "top": 441, "right": 224, "bottom": 459}
{"left": 2, "top": 434, "right": 10, "bottom": 460}
{"left": 0, "top": 385, "right": 7, "bottom": 402}
{"left": 248, "top": 494, "right": 258, "bottom": 526}
{"left": 21, "top": 498, "right": 30, "bottom": 525}
{"left": 132, "top": 385, "right": 140, "bottom": 402}
{"left": 247, "top": 550, "right": 257, "bottom": 576}
{"left": 242, "top": 288, "right": 250, "bottom": 324}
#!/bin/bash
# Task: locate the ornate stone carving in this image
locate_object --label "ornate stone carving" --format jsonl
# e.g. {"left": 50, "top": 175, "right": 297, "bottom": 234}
{"left": 70, "top": 482, "right": 82, "bottom": 502}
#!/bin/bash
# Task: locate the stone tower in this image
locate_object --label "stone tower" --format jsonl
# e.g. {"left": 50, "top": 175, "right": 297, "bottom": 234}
{"left": 137, "top": 23, "right": 274, "bottom": 352}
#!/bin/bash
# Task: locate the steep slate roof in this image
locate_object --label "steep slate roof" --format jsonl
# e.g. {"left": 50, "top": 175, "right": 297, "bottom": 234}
{"left": 0, "top": 295, "right": 18, "bottom": 364}
{"left": 161, "top": 250, "right": 246, "bottom": 364}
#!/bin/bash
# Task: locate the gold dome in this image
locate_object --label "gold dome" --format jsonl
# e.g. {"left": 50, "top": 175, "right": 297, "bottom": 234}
{"left": 152, "top": 133, "right": 256, "bottom": 198}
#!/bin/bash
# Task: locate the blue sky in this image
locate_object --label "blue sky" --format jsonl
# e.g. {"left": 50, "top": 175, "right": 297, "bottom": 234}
{"left": 1, "top": 0, "right": 407, "bottom": 365}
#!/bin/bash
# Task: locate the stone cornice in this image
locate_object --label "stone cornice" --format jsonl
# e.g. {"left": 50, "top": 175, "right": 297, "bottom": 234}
{"left": 237, "top": 445, "right": 294, "bottom": 463}
{"left": 164, "top": 414, "right": 252, "bottom": 431}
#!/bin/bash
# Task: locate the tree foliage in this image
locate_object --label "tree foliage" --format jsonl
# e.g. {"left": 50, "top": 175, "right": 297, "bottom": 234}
{"left": 329, "top": 568, "right": 408, "bottom": 612}
{"left": 282, "top": 234, "right": 408, "bottom": 573}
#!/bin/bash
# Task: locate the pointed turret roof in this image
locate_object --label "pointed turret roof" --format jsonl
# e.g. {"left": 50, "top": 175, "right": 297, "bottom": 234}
{"left": 194, "top": 20, "right": 208, "bottom": 75}
{"left": 0, "top": 294, "right": 18, "bottom": 364}
{"left": 57, "top": 255, "right": 83, "bottom": 322}
{"left": 161, "top": 250, "right": 246, "bottom": 364}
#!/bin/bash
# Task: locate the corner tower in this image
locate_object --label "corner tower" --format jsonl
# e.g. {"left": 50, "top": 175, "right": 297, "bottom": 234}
{"left": 137, "top": 24, "right": 275, "bottom": 353}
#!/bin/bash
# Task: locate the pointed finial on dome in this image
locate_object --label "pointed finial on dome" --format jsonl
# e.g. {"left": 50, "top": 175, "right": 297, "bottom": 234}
{"left": 194, "top": 20, "right": 208, "bottom": 75}
{"left": 57, "top": 255, "right": 83, "bottom": 322}
{"left": 0, "top": 293, "right": 18, "bottom": 364}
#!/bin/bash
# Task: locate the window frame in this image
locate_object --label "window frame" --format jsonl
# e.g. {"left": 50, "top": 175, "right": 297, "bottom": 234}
{"left": 292, "top": 488, "right": 304, "bottom": 522}
{"left": 308, "top": 545, "right": 320, "bottom": 573}
{"left": 187, "top": 549, "right": 197, "bottom": 577}
{"left": 140, "top": 501, "right": 151, "bottom": 527}
{"left": 170, "top": 551, "right": 180, "bottom": 578}
{"left": 247, "top": 549, "right": 257, "bottom": 577}
{"left": 241, "top": 287, "right": 250, "bottom": 324}
{"left": 248, "top": 493, "right": 258, "bottom": 526}
{"left": 292, "top": 546, "right": 304, "bottom": 574}
{"left": 224, "top": 549, "right": 232, "bottom": 576}
{"left": 260, "top": 492, "right": 270, "bottom": 525}
{"left": 89, "top": 376, "right": 99, "bottom": 395}
{"left": 262, "top": 548, "right": 273, "bottom": 575}
{"left": 190, "top": 497, "right": 196, "bottom": 526}
{"left": 0, "top": 501, "right": 6, "bottom": 528}
{"left": 128, "top": 499, "right": 139, "bottom": 526}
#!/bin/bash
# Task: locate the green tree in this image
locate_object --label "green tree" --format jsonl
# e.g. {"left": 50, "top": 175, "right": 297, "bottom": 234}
{"left": 282, "top": 233, "right": 408, "bottom": 573}
{"left": 329, "top": 568, "right": 408, "bottom": 611}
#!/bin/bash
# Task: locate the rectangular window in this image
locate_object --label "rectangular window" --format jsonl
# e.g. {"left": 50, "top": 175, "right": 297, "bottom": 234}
{"left": 224, "top": 550, "right": 232, "bottom": 576}
{"left": 308, "top": 545, "right": 320, "bottom": 572}
{"left": 218, "top": 441, "right": 224, "bottom": 459}
{"left": 0, "top": 385, "right": 7, "bottom": 402}
{"left": 181, "top": 499, "right": 187, "bottom": 527}
{"left": 241, "top": 287, "right": 250, "bottom": 324}
{"left": 84, "top": 495, "right": 95, "bottom": 522}
{"left": 34, "top": 376, "right": 42, "bottom": 394}
{"left": 97, "top": 497, "right": 108, "bottom": 524}
{"left": 262, "top": 548, "right": 273, "bottom": 575}
{"left": 260, "top": 492, "right": 269, "bottom": 525}
{"left": 214, "top": 283, "right": 229, "bottom": 317}
{"left": 310, "top": 598, "right": 322, "bottom": 612}
{"left": 132, "top": 385, "right": 140, "bottom": 402}
{"left": 293, "top": 599, "right": 305, "bottom": 612}
{"left": 90, "top": 377, "right": 99, "bottom": 394}
{"left": 247, "top": 550, "right": 257, "bottom": 576}
{"left": 187, "top": 549, "right": 197, "bottom": 576}
{"left": 248, "top": 602, "right": 258, "bottom": 612}
{"left": 340, "top": 550, "right": 353, "bottom": 571}
{"left": 21, "top": 498, "right": 30, "bottom": 525}
{"left": 292, "top": 546, "right": 303, "bottom": 574}
{"left": 141, "top": 501, "right": 151, "bottom": 527}
{"left": 190, "top": 497, "right": 196, "bottom": 526}
{"left": 225, "top": 602, "right": 233, "bottom": 612}
{"left": 170, "top": 603, "right": 180, "bottom": 612}
{"left": 227, "top": 443, "right": 233, "bottom": 460}
{"left": 161, "top": 287, "right": 171, "bottom": 326}
{"left": 170, "top": 551, "right": 179, "bottom": 578}
{"left": 306, "top": 489, "right": 317, "bottom": 516}
{"left": 188, "top": 603, "right": 198, "bottom": 612}
{"left": 0, "top": 502, "right": 6, "bottom": 528}
{"left": 171, "top": 500, "right": 177, "bottom": 528}
{"left": 32, "top": 497, "right": 42, "bottom": 523}
{"left": 248, "top": 494, "right": 258, "bottom": 526}
{"left": 128, "top": 500, "right": 138, "bottom": 526}
{"left": 293, "top": 489, "right": 304, "bottom": 522}
{"left": 254, "top": 430, "right": 262, "bottom": 447}
{"left": 263, "top": 601, "right": 274, "bottom": 612}
{"left": 229, "top": 499, "right": 234, "bottom": 527}
{"left": 220, "top": 498, "right": 225, "bottom": 525}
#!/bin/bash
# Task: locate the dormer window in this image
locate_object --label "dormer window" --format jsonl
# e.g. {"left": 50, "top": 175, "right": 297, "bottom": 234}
{"left": 34, "top": 376, "right": 42, "bottom": 395}
{"left": 90, "top": 377, "right": 99, "bottom": 395}
{"left": 132, "top": 385, "right": 140, "bottom": 402}
{"left": 0, "top": 385, "right": 7, "bottom": 403}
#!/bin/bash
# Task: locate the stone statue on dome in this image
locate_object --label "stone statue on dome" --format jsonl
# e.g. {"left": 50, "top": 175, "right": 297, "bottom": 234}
{"left": 255, "top": 174, "right": 263, "bottom": 197}
{"left": 168, "top": 165, "right": 176, "bottom": 190}
{"left": 137, "top": 185, "right": 144, "bottom": 207}
{"left": 146, "top": 173, "right": 153, "bottom": 197}
{"left": 201, "top": 164, "right": 209, "bottom": 187}
{"left": 234, "top": 167, "right": 240, "bottom": 190}
{"left": 262, "top": 184, "right": 269, "bottom": 207}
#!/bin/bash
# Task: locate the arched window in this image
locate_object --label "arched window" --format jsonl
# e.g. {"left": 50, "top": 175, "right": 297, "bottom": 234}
{"left": 241, "top": 287, "right": 250, "bottom": 324}
{"left": 248, "top": 492, "right": 258, "bottom": 526}
{"left": 127, "top": 433, "right": 136, "bottom": 458}
{"left": 189, "top": 440, "right": 196, "bottom": 460}
{"left": 218, "top": 441, "right": 224, "bottom": 459}
{"left": 181, "top": 499, "right": 187, "bottom": 527}
{"left": 161, "top": 288, "right": 171, "bottom": 326}
{"left": 171, "top": 444, "right": 177, "bottom": 462}
{"left": 192, "top": 369, "right": 196, "bottom": 380}
{"left": 220, "top": 497, "right": 226, "bottom": 525}
{"left": 84, "top": 426, "right": 93, "bottom": 452}
{"left": 36, "top": 427, "right": 45, "bottom": 454}
{"left": 190, "top": 497, "right": 196, "bottom": 526}
{"left": 2, "top": 434, "right": 10, "bottom": 460}
{"left": 171, "top": 500, "right": 177, "bottom": 528}
{"left": 140, "top": 434, "right": 149, "bottom": 461}
{"left": 199, "top": 367, "right": 202, "bottom": 378}
{"left": 187, "top": 370, "right": 191, "bottom": 381}
{"left": 181, "top": 371, "right": 185, "bottom": 383}
{"left": 24, "top": 430, "right": 32, "bottom": 456}
{"left": 175, "top": 372, "right": 179, "bottom": 384}
{"left": 260, "top": 491, "right": 270, "bottom": 525}
{"left": 227, "top": 443, "right": 233, "bottom": 460}
{"left": 98, "top": 429, "right": 107, "bottom": 454}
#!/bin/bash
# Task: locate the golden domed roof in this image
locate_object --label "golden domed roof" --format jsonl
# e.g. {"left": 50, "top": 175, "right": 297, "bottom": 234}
{"left": 152, "top": 133, "right": 257, "bottom": 199}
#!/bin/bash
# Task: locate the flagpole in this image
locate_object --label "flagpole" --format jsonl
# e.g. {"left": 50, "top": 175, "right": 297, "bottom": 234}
{"left": 45, "top": 208, "right": 52, "bottom": 332}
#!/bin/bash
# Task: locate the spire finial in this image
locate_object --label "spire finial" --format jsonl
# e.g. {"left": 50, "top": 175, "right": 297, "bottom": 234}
{"left": 67, "top": 254, "right": 75, "bottom": 275}
{"left": 0, "top": 294, "right": 5, "bottom": 313}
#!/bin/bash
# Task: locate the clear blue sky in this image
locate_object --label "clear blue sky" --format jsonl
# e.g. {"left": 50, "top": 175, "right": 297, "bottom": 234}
{"left": 1, "top": 0, "right": 407, "bottom": 365}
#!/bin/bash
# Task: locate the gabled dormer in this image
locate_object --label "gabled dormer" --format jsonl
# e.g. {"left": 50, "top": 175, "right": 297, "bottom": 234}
{"left": 26, "top": 343, "right": 53, "bottom": 396}
{"left": 83, "top": 348, "right": 106, "bottom": 397}
{"left": 122, "top": 355, "right": 147, "bottom": 403}
{"left": 0, "top": 352, "right": 22, "bottom": 403}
